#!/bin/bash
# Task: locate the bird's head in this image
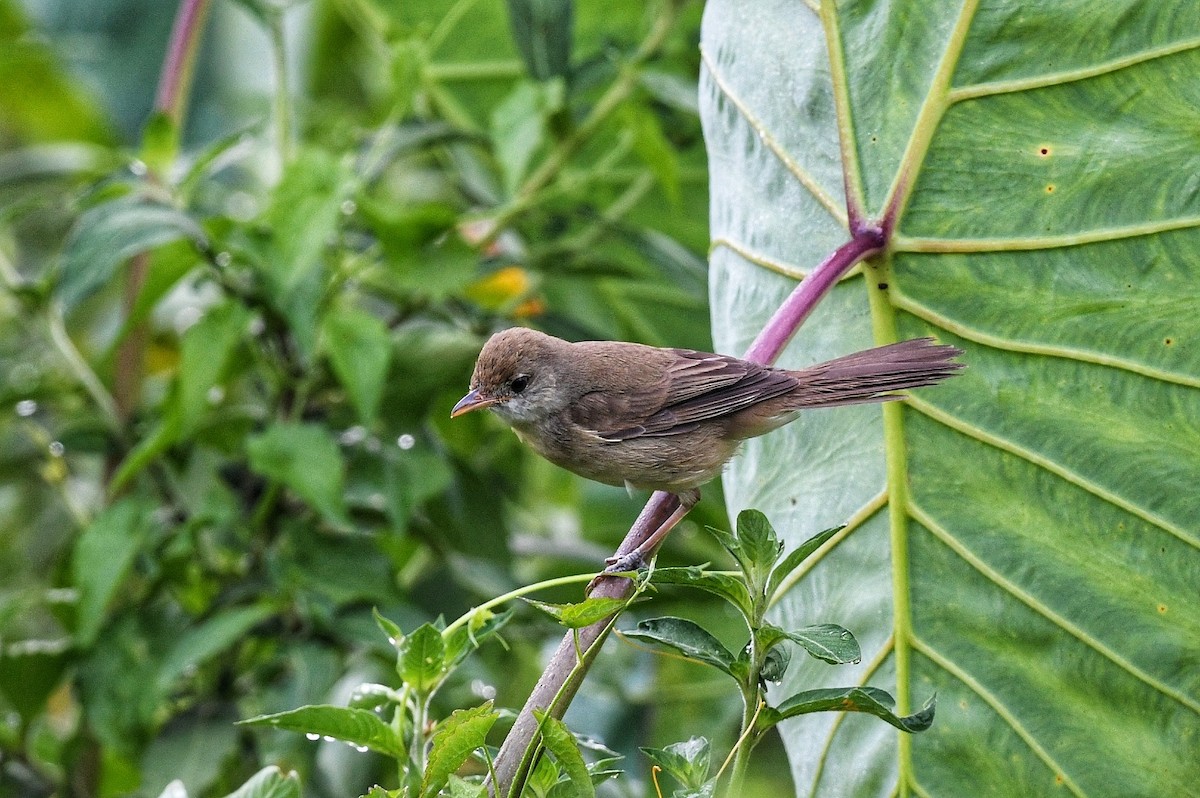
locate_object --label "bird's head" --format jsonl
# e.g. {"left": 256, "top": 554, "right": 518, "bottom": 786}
{"left": 451, "top": 327, "right": 570, "bottom": 424}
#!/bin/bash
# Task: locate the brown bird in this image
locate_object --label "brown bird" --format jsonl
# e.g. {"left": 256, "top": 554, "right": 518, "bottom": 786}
{"left": 452, "top": 327, "right": 962, "bottom": 572}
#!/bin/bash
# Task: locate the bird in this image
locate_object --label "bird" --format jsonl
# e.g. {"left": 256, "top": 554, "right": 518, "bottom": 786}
{"left": 452, "top": 327, "right": 963, "bottom": 573}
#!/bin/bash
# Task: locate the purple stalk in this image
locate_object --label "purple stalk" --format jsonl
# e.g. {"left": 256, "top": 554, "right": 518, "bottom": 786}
{"left": 155, "top": 0, "right": 212, "bottom": 120}
{"left": 742, "top": 223, "right": 885, "bottom": 365}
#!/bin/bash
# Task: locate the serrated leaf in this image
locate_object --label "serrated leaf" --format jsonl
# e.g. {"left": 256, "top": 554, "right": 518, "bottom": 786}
{"left": 220, "top": 767, "right": 301, "bottom": 798}
{"left": 238, "top": 705, "right": 404, "bottom": 759}
{"left": 59, "top": 196, "right": 205, "bottom": 309}
{"left": 651, "top": 566, "right": 755, "bottom": 620}
{"left": 784, "top": 624, "right": 860, "bottom": 666}
{"left": 422, "top": 702, "right": 499, "bottom": 797}
{"left": 734, "top": 509, "right": 782, "bottom": 595}
{"left": 398, "top": 623, "right": 446, "bottom": 693}
{"left": 246, "top": 422, "right": 349, "bottom": 528}
{"left": 763, "top": 687, "right": 935, "bottom": 735}
{"left": 322, "top": 305, "right": 392, "bottom": 425}
{"left": 72, "top": 498, "right": 153, "bottom": 646}
{"left": 533, "top": 711, "right": 593, "bottom": 798}
{"left": 704, "top": 1, "right": 1200, "bottom": 793}
{"left": 622, "top": 617, "right": 735, "bottom": 676}
{"left": 523, "top": 596, "right": 627, "bottom": 629}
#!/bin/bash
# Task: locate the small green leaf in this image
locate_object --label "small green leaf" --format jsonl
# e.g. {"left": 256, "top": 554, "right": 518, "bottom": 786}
{"left": 156, "top": 606, "right": 274, "bottom": 694}
{"left": 238, "top": 705, "right": 405, "bottom": 758}
{"left": 348, "top": 683, "right": 400, "bottom": 710}
{"left": 224, "top": 768, "right": 301, "bottom": 798}
{"left": 651, "top": 566, "right": 755, "bottom": 620}
{"left": 0, "top": 639, "right": 70, "bottom": 723}
{"left": 446, "top": 776, "right": 487, "bottom": 798}
{"left": 765, "top": 525, "right": 843, "bottom": 602}
{"left": 490, "top": 80, "right": 560, "bottom": 197}
{"left": 524, "top": 596, "right": 627, "bottom": 629}
{"left": 224, "top": 768, "right": 299, "bottom": 798}
{"left": 59, "top": 196, "right": 206, "bottom": 309}
{"left": 761, "top": 643, "right": 792, "bottom": 683}
{"left": 322, "top": 305, "right": 392, "bottom": 425}
{"left": 639, "top": 736, "right": 711, "bottom": 791}
{"left": 762, "top": 687, "right": 935, "bottom": 734}
{"left": 399, "top": 623, "right": 446, "bottom": 693}
{"left": 140, "top": 111, "right": 179, "bottom": 175}
{"left": 422, "top": 702, "right": 499, "bottom": 797}
{"left": 246, "top": 422, "right": 349, "bottom": 527}
{"left": 784, "top": 624, "right": 861, "bottom": 665}
{"left": 622, "top": 617, "right": 735, "bottom": 676}
{"left": 735, "top": 509, "right": 783, "bottom": 584}
{"left": 505, "top": 0, "right": 573, "bottom": 81}
{"left": 526, "top": 754, "right": 560, "bottom": 795}
{"left": 445, "top": 608, "right": 513, "bottom": 668}
{"left": 72, "top": 498, "right": 153, "bottom": 646}
{"left": 179, "top": 301, "right": 250, "bottom": 434}
{"left": 533, "top": 711, "right": 594, "bottom": 798}
{"left": 373, "top": 608, "right": 404, "bottom": 648}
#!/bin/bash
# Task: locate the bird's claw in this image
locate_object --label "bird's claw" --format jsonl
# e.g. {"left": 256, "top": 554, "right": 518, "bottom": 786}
{"left": 585, "top": 552, "right": 646, "bottom": 595}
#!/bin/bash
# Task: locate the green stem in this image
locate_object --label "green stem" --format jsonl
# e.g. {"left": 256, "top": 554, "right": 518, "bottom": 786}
{"left": 426, "top": 60, "right": 524, "bottom": 81}
{"left": 267, "top": 8, "right": 295, "bottom": 166}
{"left": 442, "top": 573, "right": 595, "bottom": 636}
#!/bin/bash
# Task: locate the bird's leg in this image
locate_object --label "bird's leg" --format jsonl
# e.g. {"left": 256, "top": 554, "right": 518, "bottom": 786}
{"left": 601, "top": 489, "right": 699, "bottom": 575}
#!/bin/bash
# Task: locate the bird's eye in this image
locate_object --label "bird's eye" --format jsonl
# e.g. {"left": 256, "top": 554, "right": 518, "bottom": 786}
{"left": 510, "top": 374, "right": 530, "bottom": 394}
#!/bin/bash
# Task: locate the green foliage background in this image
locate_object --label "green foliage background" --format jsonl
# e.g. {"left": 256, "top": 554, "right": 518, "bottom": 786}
{"left": 0, "top": 1, "right": 790, "bottom": 795}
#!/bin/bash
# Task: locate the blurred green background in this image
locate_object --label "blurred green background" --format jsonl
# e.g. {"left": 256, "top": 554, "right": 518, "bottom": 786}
{"left": 0, "top": 0, "right": 793, "bottom": 795}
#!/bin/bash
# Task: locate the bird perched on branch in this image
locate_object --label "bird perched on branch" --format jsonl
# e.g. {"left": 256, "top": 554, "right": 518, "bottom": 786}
{"left": 452, "top": 327, "right": 963, "bottom": 572}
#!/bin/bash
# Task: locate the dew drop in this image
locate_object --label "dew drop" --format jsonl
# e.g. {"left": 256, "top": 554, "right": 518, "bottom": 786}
{"left": 206, "top": 385, "right": 226, "bottom": 405}
{"left": 339, "top": 425, "right": 368, "bottom": 446}
{"left": 355, "top": 745, "right": 369, "bottom": 753}
{"left": 129, "top": 159, "right": 148, "bottom": 176}
{"left": 305, "top": 733, "right": 320, "bottom": 741}
{"left": 15, "top": 399, "right": 37, "bottom": 417}
{"left": 397, "top": 433, "right": 415, "bottom": 450}
{"left": 340, "top": 199, "right": 357, "bottom": 216}
{"left": 48, "top": 441, "right": 65, "bottom": 457}
{"left": 322, "top": 735, "right": 336, "bottom": 743}
{"left": 215, "top": 251, "right": 233, "bottom": 268}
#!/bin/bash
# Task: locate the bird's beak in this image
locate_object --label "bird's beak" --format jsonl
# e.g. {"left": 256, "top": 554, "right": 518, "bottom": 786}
{"left": 451, "top": 389, "right": 499, "bottom": 418}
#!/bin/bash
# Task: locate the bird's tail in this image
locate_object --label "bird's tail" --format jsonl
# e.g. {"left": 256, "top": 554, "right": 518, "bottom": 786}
{"left": 786, "top": 338, "right": 964, "bottom": 409}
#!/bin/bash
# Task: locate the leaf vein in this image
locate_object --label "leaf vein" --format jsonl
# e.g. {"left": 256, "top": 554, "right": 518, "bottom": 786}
{"left": 904, "top": 396, "right": 1200, "bottom": 552}
{"left": 911, "top": 635, "right": 1088, "bottom": 798}
{"left": 892, "top": 291, "right": 1200, "bottom": 389}
{"left": 698, "top": 46, "right": 847, "bottom": 225}
{"left": 948, "top": 36, "right": 1200, "bottom": 102}
{"left": 893, "top": 215, "right": 1200, "bottom": 253}
{"left": 910, "top": 501, "right": 1200, "bottom": 718}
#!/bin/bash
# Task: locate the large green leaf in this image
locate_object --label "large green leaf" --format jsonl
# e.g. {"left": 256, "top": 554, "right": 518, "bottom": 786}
{"left": 701, "top": 2, "right": 1200, "bottom": 796}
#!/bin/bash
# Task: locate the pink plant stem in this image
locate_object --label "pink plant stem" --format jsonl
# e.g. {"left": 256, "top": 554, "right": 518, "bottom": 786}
{"left": 156, "top": 0, "right": 212, "bottom": 120}
{"left": 742, "top": 224, "right": 885, "bottom": 365}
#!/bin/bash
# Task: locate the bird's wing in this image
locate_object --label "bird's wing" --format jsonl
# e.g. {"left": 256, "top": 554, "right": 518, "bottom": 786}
{"left": 576, "top": 350, "right": 797, "bottom": 441}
